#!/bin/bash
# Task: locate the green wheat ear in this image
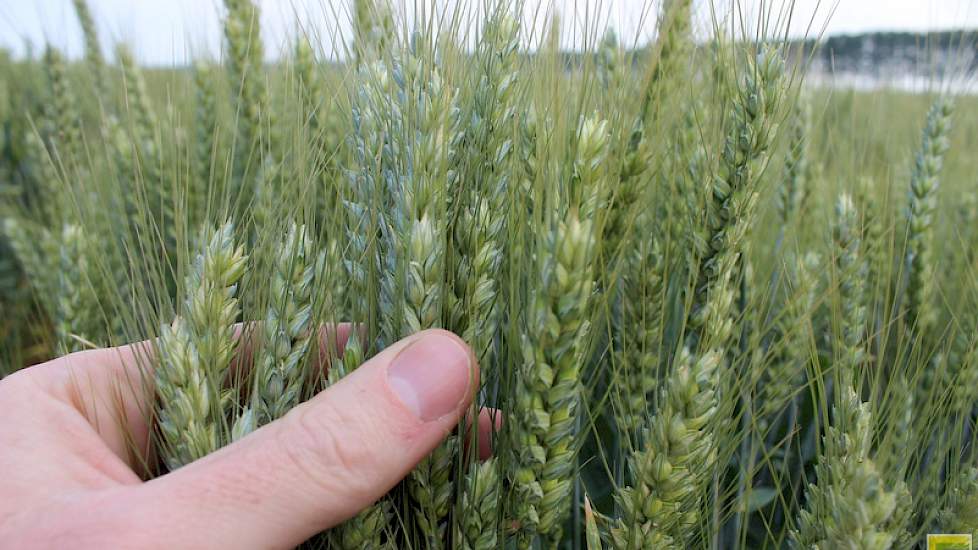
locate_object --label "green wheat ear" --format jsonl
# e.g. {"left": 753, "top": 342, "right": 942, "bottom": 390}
{"left": 453, "top": 8, "right": 520, "bottom": 366}
{"left": 222, "top": 0, "right": 271, "bottom": 200}
{"left": 759, "top": 251, "right": 819, "bottom": 422}
{"left": 457, "top": 458, "right": 501, "bottom": 550}
{"left": 55, "top": 224, "right": 101, "bottom": 353}
{"left": 511, "top": 210, "right": 597, "bottom": 547}
{"left": 249, "top": 224, "right": 318, "bottom": 427}
{"left": 3, "top": 218, "right": 59, "bottom": 319}
{"left": 641, "top": 0, "right": 694, "bottom": 122}
{"left": 156, "top": 222, "right": 247, "bottom": 470}
{"left": 353, "top": 0, "right": 395, "bottom": 65}
{"left": 833, "top": 193, "right": 867, "bottom": 386}
{"left": 71, "top": 0, "right": 107, "bottom": 97}
{"left": 793, "top": 385, "right": 911, "bottom": 549}
{"left": 778, "top": 98, "right": 812, "bottom": 225}
{"left": 613, "top": 235, "right": 664, "bottom": 437}
{"left": 615, "top": 348, "right": 723, "bottom": 549}
{"left": 191, "top": 61, "right": 220, "bottom": 226}
{"left": 939, "top": 468, "right": 978, "bottom": 541}
{"left": 687, "top": 47, "right": 784, "bottom": 352}
{"left": 906, "top": 97, "right": 953, "bottom": 339}
{"left": 117, "top": 44, "right": 173, "bottom": 255}
{"left": 42, "top": 46, "right": 82, "bottom": 163}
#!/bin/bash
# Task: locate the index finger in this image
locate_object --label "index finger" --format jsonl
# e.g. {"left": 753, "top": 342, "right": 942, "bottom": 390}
{"left": 22, "top": 323, "right": 355, "bottom": 475}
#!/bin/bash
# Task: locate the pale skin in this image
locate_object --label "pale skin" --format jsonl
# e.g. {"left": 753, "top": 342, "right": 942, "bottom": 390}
{"left": 0, "top": 327, "right": 493, "bottom": 549}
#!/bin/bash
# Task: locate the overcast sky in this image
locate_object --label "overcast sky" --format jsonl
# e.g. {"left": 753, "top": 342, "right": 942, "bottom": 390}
{"left": 0, "top": 1, "right": 975, "bottom": 65}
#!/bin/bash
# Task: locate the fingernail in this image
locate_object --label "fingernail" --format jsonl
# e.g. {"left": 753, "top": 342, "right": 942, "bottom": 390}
{"left": 388, "top": 331, "right": 472, "bottom": 422}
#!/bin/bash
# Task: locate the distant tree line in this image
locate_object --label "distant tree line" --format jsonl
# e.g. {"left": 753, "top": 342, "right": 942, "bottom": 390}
{"left": 788, "top": 31, "right": 978, "bottom": 75}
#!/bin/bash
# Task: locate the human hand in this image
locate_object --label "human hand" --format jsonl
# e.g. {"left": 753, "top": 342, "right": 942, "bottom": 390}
{"left": 0, "top": 327, "right": 486, "bottom": 549}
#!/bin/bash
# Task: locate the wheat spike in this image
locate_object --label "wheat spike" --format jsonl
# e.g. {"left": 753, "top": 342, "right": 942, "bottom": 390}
{"left": 71, "top": 0, "right": 107, "bottom": 97}
{"left": 55, "top": 224, "right": 100, "bottom": 352}
{"left": 614, "top": 236, "right": 664, "bottom": 436}
{"left": 687, "top": 48, "right": 784, "bottom": 351}
{"left": 250, "top": 224, "right": 317, "bottom": 426}
{"left": 512, "top": 212, "right": 596, "bottom": 546}
{"left": 353, "top": 0, "right": 395, "bottom": 66}
{"left": 938, "top": 467, "right": 978, "bottom": 540}
{"left": 156, "top": 222, "right": 246, "bottom": 469}
{"left": 778, "top": 99, "right": 812, "bottom": 225}
{"left": 793, "top": 385, "right": 910, "bottom": 548}
{"left": 42, "top": 46, "right": 82, "bottom": 162}
{"left": 191, "top": 61, "right": 220, "bottom": 226}
{"left": 222, "top": 0, "right": 271, "bottom": 194}
{"left": 906, "top": 98, "right": 953, "bottom": 337}
{"left": 611, "top": 348, "right": 722, "bottom": 549}
{"left": 834, "top": 194, "right": 867, "bottom": 386}
{"left": 457, "top": 459, "right": 501, "bottom": 550}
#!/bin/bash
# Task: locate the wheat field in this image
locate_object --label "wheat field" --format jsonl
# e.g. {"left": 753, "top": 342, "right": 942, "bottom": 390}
{"left": 1, "top": 0, "right": 978, "bottom": 548}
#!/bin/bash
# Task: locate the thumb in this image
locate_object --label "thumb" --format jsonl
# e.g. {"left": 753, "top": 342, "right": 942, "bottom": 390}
{"left": 131, "top": 329, "right": 476, "bottom": 550}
